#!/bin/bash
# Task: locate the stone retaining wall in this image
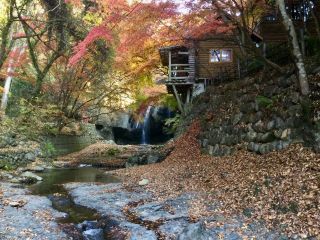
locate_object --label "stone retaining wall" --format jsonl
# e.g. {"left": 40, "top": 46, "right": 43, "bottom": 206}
{"left": 0, "top": 145, "right": 40, "bottom": 168}
{"left": 187, "top": 72, "right": 320, "bottom": 156}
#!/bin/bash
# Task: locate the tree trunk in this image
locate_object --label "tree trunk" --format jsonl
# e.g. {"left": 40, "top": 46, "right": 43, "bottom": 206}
{"left": 0, "top": 2, "right": 14, "bottom": 71}
{"left": 276, "top": 0, "right": 310, "bottom": 96}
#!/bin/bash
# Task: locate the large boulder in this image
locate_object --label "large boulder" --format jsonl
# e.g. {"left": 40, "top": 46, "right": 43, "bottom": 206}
{"left": 83, "top": 229, "right": 104, "bottom": 240}
{"left": 177, "top": 222, "right": 214, "bottom": 240}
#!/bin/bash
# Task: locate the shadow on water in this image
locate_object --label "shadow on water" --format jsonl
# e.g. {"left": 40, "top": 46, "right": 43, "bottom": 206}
{"left": 29, "top": 167, "right": 119, "bottom": 225}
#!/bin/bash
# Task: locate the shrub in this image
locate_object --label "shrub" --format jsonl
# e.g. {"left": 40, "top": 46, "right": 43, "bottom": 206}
{"left": 40, "top": 140, "right": 56, "bottom": 160}
{"left": 256, "top": 95, "right": 273, "bottom": 109}
{"left": 164, "top": 114, "right": 180, "bottom": 134}
{"left": 107, "top": 148, "right": 120, "bottom": 156}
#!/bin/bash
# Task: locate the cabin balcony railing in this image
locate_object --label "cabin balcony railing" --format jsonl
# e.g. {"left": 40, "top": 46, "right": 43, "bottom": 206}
{"left": 167, "top": 64, "right": 195, "bottom": 83}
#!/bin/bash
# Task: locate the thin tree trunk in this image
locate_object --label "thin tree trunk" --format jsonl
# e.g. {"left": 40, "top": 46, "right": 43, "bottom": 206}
{"left": 276, "top": 0, "right": 310, "bottom": 96}
{"left": 0, "top": 2, "right": 14, "bottom": 71}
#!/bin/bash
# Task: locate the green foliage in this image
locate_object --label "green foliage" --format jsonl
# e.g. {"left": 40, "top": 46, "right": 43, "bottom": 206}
{"left": 164, "top": 114, "right": 180, "bottom": 134}
{"left": 40, "top": 140, "right": 56, "bottom": 160}
{"left": 0, "top": 163, "right": 15, "bottom": 171}
{"left": 107, "top": 148, "right": 120, "bottom": 156}
{"left": 256, "top": 95, "right": 273, "bottom": 109}
{"left": 6, "top": 79, "right": 34, "bottom": 117}
{"left": 160, "top": 95, "right": 178, "bottom": 111}
{"left": 0, "top": 98, "right": 62, "bottom": 140}
{"left": 129, "top": 93, "right": 149, "bottom": 112}
{"left": 246, "top": 58, "right": 264, "bottom": 74}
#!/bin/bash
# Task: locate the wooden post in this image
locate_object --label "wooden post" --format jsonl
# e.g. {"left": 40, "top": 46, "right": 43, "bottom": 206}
{"left": 172, "top": 85, "right": 185, "bottom": 115}
{"left": 186, "top": 88, "right": 191, "bottom": 104}
{"left": 168, "top": 50, "right": 172, "bottom": 82}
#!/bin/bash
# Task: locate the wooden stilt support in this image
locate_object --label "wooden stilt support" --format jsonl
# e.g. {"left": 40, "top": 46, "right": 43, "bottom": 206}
{"left": 186, "top": 88, "right": 191, "bottom": 104}
{"left": 172, "top": 85, "right": 185, "bottom": 115}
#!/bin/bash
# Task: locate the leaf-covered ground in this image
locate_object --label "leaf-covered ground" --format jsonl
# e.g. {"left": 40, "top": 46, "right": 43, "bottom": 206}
{"left": 114, "top": 121, "right": 320, "bottom": 238}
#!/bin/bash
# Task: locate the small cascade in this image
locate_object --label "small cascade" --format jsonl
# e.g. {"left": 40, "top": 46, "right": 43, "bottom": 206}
{"left": 1, "top": 46, "right": 26, "bottom": 111}
{"left": 141, "top": 106, "right": 153, "bottom": 145}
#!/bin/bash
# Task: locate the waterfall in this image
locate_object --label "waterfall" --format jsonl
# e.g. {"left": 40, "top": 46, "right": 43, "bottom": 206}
{"left": 1, "top": 46, "right": 25, "bottom": 111}
{"left": 141, "top": 106, "right": 152, "bottom": 145}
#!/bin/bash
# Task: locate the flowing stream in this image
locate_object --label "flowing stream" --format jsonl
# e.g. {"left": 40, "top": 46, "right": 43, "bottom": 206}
{"left": 29, "top": 167, "right": 119, "bottom": 237}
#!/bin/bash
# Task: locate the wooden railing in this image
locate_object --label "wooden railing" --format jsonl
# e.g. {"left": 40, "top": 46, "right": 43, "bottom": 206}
{"left": 168, "top": 64, "right": 195, "bottom": 83}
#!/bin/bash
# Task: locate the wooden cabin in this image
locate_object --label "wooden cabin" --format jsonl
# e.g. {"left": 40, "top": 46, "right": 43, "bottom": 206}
{"left": 159, "top": 35, "right": 241, "bottom": 113}
{"left": 160, "top": 0, "right": 320, "bottom": 112}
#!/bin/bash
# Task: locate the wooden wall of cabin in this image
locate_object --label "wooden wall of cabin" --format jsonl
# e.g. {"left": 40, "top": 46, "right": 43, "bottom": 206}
{"left": 195, "top": 39, "right": 240, "bottom": 81}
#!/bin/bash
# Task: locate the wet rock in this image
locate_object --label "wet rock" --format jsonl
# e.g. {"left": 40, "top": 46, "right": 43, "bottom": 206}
{"left": 159, "top": 219, "right": 189, "bottom": 237}
{"left": 147, "top": 154, "right": 160, "bottom": 164}
{"left": 280, "top": 129, "right": 291, "bottom": 140}
{"left": 267, "top": 120, "right": 276, "bottom": 131}
{"left": 202, "top": 139, "right": 209, "bottom": 148}
{"left": 275, "top": 140, "right": 290, "bottom": 151}
{"left": 231, "top": 113, "right": 243, "bottom": 125}
{"left": 246, "top": 131, "right": 257, "bottom": 142}
{"left": 138, "top": 179, "right": 149, "bottom": 186}
{"left": 119, "top": 222, "right": 157, "bottom": 240}
{"left": 9, "top": 201, "right": 23, "bottom": 207}
{"left": 274, "top": 117, "right": 285, "bottom": 129}
{"left": 208, "top": 145, "right": 214, "bottom": 155}
{"left": 285, "top": 117, "right": 295, "bottom": 128}
{"left": 9, "top": 177, "right": 21, "bottom": 183}
{"left": 260, "top": 132, "right": 275, "bottom": 143}
{"left": 20, "top": 171, "right": 43, "bottom": 181}
{"left": 258, "top": 143, "right": 274, "bottom": 154}
{"left": 83, "top": 228, "right": 104, "bottom": 240}
{"left": 28, "top": 166, "right": 45, "bottom": 172}
{"left": 131, "top": 194, "right": 191, "bottom": 223}
{"left": 48, "top": 194, "right": 72, "bottom": 209}
{"left": 247, "top": 142, "right": 260, "bottom": 152}
{"left": 64, "top": 183, "right": 151, "bottom": 219}
{"left": 0, "top": 171, "right": 14, "bottom": 180}
{"left": 24, "top": 153, "right": 36, "bottom": 162}
{"left": 0, "top": 183, "right": 67, "bottom": 240}
{"left": 78, "top": 220, "right": 99, "bottom": 231}
{"left": 253, "top": 120, "right": 266, "bottom": 133}
{"left": 177, "top": 222, "right": 213, "bottom": 240}
{"left": 221, "top": 135, "right": 238, "bottom": 146}
{"left": 274, "top": 129, "right": 282, "bottom": 139}
{"left": 208, "top": 144, "right": 219, "bottom": 156}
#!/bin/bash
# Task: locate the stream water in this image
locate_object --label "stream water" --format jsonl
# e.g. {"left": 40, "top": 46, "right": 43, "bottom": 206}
{"left": 29, "top": 167, "right": 119, "bottom": 237}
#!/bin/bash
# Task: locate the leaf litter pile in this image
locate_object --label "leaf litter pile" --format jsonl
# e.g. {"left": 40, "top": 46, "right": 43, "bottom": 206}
{"left": 114, "top": 121, "right": 320, "bottom": 238}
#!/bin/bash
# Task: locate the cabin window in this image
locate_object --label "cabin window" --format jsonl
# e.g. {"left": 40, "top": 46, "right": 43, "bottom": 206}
{"left": 209, "top": 49, "right": 232, "bottom": 63}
